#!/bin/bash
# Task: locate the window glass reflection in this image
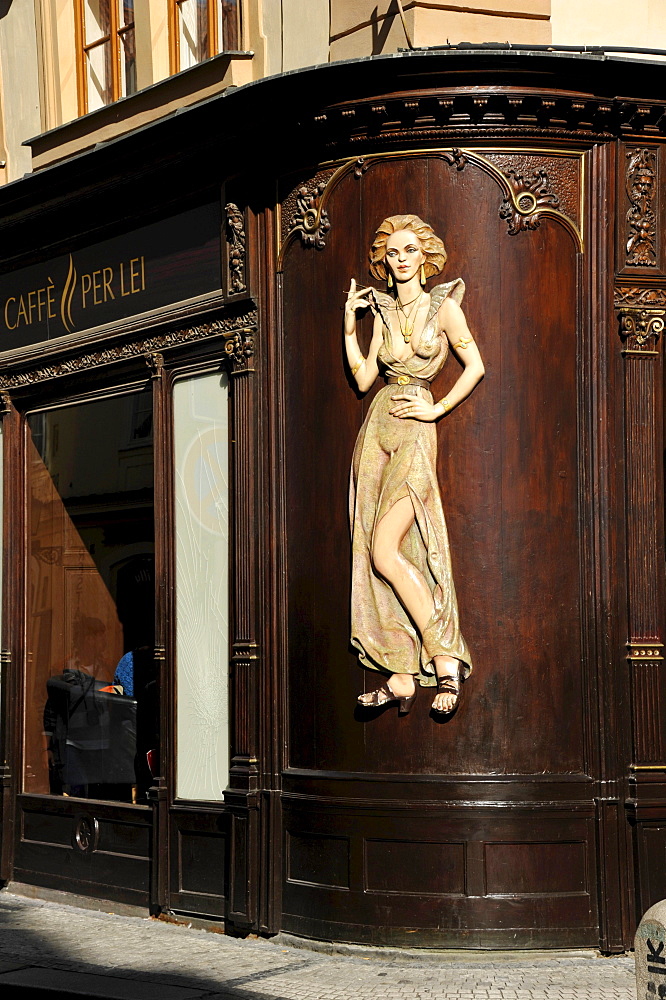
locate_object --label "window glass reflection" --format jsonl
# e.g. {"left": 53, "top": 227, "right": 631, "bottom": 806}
{"left": 26, "top": 393, "right": 155, "bottom": 804}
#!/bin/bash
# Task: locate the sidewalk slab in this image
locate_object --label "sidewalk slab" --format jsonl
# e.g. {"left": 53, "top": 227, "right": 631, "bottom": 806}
{"left": 0, "top": 966, "right": 205, "bottom": 998}
{"left": 0, "top": 890, "right": 637, "bottom": 1000}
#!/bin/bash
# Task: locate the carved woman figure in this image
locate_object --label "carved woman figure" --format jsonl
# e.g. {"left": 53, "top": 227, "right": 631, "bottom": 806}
{"left": 345, "top": 215, "right": 484, "bottom": 716}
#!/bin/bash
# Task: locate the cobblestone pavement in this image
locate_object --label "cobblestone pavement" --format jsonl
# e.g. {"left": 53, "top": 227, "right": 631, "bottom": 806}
{"left": 0, "top": 891, "right": 636, "bottom": 999}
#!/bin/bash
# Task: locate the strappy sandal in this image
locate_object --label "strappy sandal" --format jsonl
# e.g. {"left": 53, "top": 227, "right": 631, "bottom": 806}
{"left": 357, "top": 680, "right": 417, "bottom": 715}
{"left": 432, "top": 668, "right": 463, "bottom": 717}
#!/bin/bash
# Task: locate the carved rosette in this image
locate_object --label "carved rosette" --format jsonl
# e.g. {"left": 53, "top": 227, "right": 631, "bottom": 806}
{"left": 287, "top": 178, "right": 332, "bottom": 251}
{"left": 225, "top": 202, "right": 247, "bottom": 294}
{"left": 224, "top": 327, "right": 255, "bottom": 374}
{"left": 625, "top": 148, "right": 657, "bottom": 268}
{"left": 499, "top": 169, "right": 560, "bottom": 235}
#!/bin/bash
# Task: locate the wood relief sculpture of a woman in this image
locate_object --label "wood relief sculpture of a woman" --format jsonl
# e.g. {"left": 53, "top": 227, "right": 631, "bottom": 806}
{"left": 345, "top": 215, "right": 484, "bottom": 716}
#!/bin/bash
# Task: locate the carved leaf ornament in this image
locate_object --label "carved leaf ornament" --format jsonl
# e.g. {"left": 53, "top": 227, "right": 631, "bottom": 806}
{"left": 225, "top": 202, "right": 247, "bottom": 293}
{"left": 278, "top": 149, "right": 582, "bottom": 269}
{"left": 625, "top": 148, "right": 657, "bottom": 267}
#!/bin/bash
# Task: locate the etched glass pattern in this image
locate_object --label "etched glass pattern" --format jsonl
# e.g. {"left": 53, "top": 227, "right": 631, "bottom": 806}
{"left": 174, "top": 372, "right": 229, "bottom": 801}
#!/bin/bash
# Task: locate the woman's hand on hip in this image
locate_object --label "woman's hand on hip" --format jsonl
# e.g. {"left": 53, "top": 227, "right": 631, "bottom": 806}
{"left": 389, "top": 394, "right": 441, "bottom": 422}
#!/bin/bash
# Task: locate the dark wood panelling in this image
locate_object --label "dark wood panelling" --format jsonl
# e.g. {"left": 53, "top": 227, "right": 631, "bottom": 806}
{"left": 14, "top": 795, "right": 151, "bottom": 905}
{"left": 636, "top": 824, "right": 666, "bottom": 913}
{"left": 287, "top": 832, "right": 350, "bottom": 888}
{"left": 365, "top": 839, "right": 465, "bottom": 895}
{"left": 281, "top": 798, "right": 598, "bottom": 948}
{"left": 279, "top": 148, "right": 593, "bottom": 946}
{"left": 179, "top": 831, "right": 226, "bottom": 895}
{"left": 283, "top": 152, "right": 583, "bottom": 780}
{"left": 484, "top": 841, "right": 587, "bottom": 895}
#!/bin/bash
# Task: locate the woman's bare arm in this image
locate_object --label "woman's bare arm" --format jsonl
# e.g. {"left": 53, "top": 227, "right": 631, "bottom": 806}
{"left": 390, "top": 296, "right": 484, "bottom": 422}
{"left": 344, "top": 279, "right": 383, "bottom": 392}
{"left": 434, "top": 296, "right": 484, "bottom": 414}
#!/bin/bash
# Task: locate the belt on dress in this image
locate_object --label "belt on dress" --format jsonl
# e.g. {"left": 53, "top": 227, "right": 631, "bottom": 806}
{"left": 386, "top": 374, "right": 431, "bottom": 390}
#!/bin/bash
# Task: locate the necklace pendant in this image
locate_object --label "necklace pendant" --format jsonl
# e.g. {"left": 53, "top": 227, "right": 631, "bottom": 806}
{"left": 402, "top": 324, "right": 412, "bottom": 344}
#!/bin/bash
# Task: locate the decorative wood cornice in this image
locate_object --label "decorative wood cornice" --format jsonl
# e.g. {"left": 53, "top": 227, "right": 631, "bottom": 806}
{"left": 0, "top": 307, "right": 257, "bottom": 389}
{"left": 309, "top": 93, "right": 666, "bottom": 149}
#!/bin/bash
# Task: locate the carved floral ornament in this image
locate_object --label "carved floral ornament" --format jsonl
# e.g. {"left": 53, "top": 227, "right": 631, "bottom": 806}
{"left": 625, "top": 148, "right": 658, "bottom": 268}
{"left": 225, "top": 202, "right": 247, "bottom": 294}
{"left": 278, "top": 148, "right": 582, "bottom": 268}
{"left": 0, "top": 308, "right": 258, "bottom": 390}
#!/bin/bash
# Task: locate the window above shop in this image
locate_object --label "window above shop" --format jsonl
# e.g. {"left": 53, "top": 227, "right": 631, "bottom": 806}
{"left": 169, "top": 0, "right": 240, "bottom": 74}
{"left": 75, "top": 0, "right": 137, "bottom": 114}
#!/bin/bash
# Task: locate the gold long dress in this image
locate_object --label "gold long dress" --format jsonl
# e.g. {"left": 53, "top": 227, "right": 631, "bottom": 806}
{"left": 349, "top": 279, "right": 472, "bottom": 687}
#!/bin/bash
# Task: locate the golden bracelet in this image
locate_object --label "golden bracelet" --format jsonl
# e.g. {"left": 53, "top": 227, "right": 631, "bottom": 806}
{"left": 351, "top": 356, "right": 365, "bottom": 377}
{"left": 438, "top": 397, "right": 451, "bottom": 414}
{"left": 453, "top": 337, "right": 472, "bottom": 350}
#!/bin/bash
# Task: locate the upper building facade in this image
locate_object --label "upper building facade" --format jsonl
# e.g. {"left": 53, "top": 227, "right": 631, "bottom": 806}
{"left": 1, "top": 1, "right": 666, "bottom": 179}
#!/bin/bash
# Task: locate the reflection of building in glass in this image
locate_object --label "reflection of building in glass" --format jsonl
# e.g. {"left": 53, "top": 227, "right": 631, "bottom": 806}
{"left": 27, "top": 395, "right": 155, "bottom": 802}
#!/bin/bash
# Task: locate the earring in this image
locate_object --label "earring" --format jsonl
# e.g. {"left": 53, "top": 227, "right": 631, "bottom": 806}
{"left": 387, "top": 271, "right": 394, "bottom": 288}
{"left": 420, "top": 263, "right": 426, "bottom": 287}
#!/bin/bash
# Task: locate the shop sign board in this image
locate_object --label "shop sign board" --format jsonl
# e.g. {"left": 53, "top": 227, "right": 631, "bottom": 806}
{"left": 0, "top": 202, "right": 221, "bottom": 353}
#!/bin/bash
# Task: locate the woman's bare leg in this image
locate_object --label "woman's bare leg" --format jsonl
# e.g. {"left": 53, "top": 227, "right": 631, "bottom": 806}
{"left": 359, "top": 496, "right": 459, "bottom": 708}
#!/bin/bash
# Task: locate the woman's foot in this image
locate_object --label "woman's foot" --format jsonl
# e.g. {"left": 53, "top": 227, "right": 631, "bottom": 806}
{"left": 432, "top": 657, "right": 463, "bottom": 714}
{"left": 358, "top": 673, "right": 417, "bottom": 714}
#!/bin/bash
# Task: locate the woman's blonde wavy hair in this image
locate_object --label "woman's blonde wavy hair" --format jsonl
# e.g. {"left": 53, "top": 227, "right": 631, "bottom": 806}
{"left": 369, "top": 214, "right": 447, "bottom": 282}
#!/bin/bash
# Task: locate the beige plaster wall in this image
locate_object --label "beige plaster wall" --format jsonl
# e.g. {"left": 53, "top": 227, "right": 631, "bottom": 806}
{"left": 330, "top": 0, "right": 551, "bottom": 59}
{"left": 413, "top": 6, "right": 550, "bottom": 46}
{"left": 135, "top": 0, "right": 170, "bottom": 90}
{"left": 0, "top": 0, "right": 42, "bottom": 182}
{"left": 282, "top": 0, "right": 329, "bottom": 70}
{"left": 52, "top": 0, "right": 78, "bottom": 125}
{"left": 330, "top": 2, "right": 413, "bottom": 59}
{"left": 551, "top": 0, "right": 666, "bottom": 48}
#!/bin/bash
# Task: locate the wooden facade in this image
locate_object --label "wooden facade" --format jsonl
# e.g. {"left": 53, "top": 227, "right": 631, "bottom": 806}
{"left": 0, "top": 49, "right": 664, "bottom": 951}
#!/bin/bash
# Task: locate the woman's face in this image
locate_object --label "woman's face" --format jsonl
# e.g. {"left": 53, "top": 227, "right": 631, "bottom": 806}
{"left": 385, "top": 229, "right": 426, "bottom": 283}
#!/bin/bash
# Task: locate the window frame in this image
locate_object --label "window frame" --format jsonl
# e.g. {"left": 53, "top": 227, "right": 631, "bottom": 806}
{"left": 75, "top": 0, "right": 136, "bottom": 114}
{"left": 168, "top": 0, "right": 240, "bottom": 75}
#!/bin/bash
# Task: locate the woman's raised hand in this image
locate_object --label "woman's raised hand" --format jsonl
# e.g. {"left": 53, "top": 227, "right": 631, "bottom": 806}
{"left": 344, "top": 278, "right": 376, "bottom": 335}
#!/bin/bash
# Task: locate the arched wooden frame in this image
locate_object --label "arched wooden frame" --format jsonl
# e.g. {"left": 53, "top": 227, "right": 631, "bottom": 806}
{"left": 277, "top": 147, "right": 584, "bottom": 271}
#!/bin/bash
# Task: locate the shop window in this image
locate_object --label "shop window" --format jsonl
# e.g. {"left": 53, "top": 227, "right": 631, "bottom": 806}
{"left": 169, "top": 0, "right": 240, "bottom": 73}
{"left": 25, "top": 392, "right": 156, "bottom": 804}
{"left": 75, "top": 0, "right": 137, "bottom": 113}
